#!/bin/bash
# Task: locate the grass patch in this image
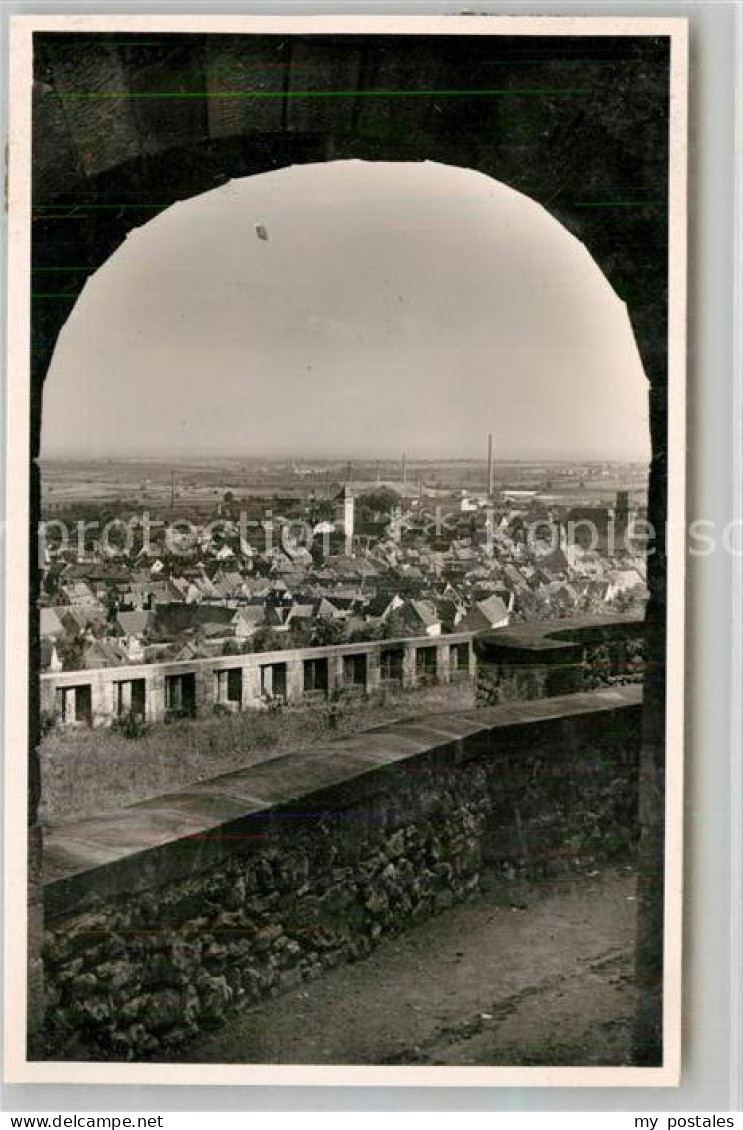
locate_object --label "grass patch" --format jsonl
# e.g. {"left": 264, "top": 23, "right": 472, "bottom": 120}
{"left": 40, "top": 683, "right": 474, "bottom": 824}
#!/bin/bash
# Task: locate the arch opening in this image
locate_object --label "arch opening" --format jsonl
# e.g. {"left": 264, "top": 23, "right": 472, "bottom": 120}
{"left": 41, "top": 159, "right": 651, "bottom": 470}
{"left": 25, "top": 29, "right": 674, "bottom": 1068}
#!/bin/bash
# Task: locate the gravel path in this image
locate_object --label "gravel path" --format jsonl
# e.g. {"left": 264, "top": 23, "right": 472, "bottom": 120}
{"left": 171, "top": 865, "right": 636, "bottom": 1067}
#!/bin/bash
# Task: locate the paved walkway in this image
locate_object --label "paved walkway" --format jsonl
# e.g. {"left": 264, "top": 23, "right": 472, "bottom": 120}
{"left": 174, "top": 866, "right": 636, "bottom": 1067}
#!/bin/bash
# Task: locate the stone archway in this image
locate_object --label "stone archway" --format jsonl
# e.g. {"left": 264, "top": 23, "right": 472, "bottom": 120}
{"left": 29, "top": 28, "right": 671, "bottom": 1062}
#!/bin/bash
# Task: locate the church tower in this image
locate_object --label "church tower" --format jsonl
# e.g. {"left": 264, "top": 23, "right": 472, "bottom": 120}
{"left": 334, "top": 473, "right": 355, "bottom": 555}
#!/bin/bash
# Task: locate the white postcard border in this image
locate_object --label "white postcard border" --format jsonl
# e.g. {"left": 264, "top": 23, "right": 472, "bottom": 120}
{"left": 3, "top": 12, "right": 688, "bottom": 1088}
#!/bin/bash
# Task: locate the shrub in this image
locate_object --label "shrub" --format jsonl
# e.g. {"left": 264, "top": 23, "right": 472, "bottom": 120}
{"left": 39, "top": 680, "right": 475, "bottom": 821}
{"left": 114, "top": 710, "right": 146, "bottom": 740}
{"left": 40, "top": 711, "right": 57, "bottom": 737}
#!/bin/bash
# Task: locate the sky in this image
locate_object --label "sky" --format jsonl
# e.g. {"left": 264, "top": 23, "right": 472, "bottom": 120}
{"left": 41, "top": 159, "right": 651, "bottom": 463}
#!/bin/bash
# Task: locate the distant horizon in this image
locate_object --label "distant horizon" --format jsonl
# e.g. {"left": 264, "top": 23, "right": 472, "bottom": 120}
{"left": 40, "top": 451, "right": 650, "bottom": 467}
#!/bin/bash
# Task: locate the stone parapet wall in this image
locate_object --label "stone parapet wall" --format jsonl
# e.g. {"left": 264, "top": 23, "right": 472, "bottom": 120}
{"left": 41, "top": 631, "right": 476, "bottom": 728}
{"left": 40, "top": 687, "right": 641, "bottom": 1061}
{"left": 475, "top": 615, "right": 645, "bottom": 707}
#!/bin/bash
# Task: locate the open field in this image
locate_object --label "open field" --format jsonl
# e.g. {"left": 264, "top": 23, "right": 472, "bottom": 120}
{"left": 40, "top": 682, "right": 474, "bottom": 824}
{"left": 40, "top": 455, "right": 649, "bottom": 513}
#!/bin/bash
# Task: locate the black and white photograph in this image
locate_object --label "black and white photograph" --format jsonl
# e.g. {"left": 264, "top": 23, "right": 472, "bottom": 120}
{"left": 4, "top": 14, "right": 687, "bottom": 1085}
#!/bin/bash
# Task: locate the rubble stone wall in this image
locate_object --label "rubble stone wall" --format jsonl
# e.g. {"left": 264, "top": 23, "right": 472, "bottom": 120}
{"left": 475, "top": 621, "right": 645, "bottom": 706}
{"left": 41, "top": 691, "right": 641, "bottom": 1061}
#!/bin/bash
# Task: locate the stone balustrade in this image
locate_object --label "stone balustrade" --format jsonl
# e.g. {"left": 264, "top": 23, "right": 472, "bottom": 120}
{"left": 40, "top": 632, "right": 477, "bottom": 728}
{"left": 39, "top": 686, "right": 642, "bottom": 1060}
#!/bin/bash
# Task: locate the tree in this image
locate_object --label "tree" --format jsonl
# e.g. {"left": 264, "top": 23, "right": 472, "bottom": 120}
{"left": 348, "top": 623, "right": 382, "bottom": 644}
{"left": 58, "top": 635, "right": 86, "bottom": 671}
{"left": 311, "top": 619, "right": 347, "bottom": 647}
{"left": 250, "top": 627, "right": 286, "bottom": 654}
{"left": 358, "top": 487, "right": 401, "bottom": 518}
{"left": 287, "top": 619, "right": 312, "bottom": 649}
{"left": 42, "top": 571, "right": 59, "bottom": 600}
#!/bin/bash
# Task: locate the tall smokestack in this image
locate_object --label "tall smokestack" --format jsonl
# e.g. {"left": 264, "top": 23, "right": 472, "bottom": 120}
{"left": 487, "top": 433, "right": 494, "bottom": 497}
{"left": 402, "top": 452, "right": 407, "bottom": 486}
